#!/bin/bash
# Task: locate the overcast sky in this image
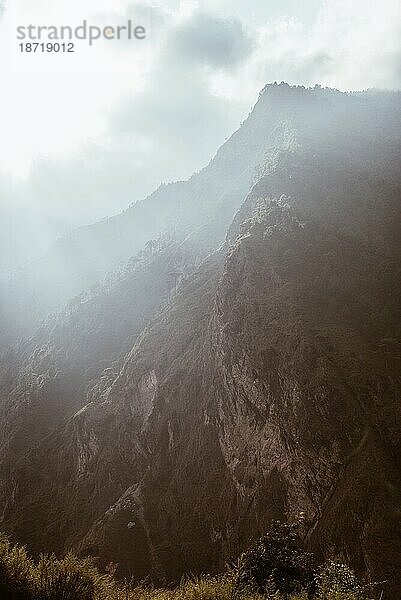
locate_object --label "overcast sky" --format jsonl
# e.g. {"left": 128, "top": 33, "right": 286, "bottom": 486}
{"left": 0, "top": 0, "right": 400, "bottom": 275}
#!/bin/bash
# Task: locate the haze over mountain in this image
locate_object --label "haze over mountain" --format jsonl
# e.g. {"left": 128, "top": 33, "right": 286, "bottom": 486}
{"left": 2, "top": 0, "right": 401, "bottom": 281}
{"left": 0, "top": 83, "right": 401, "bottom": 598}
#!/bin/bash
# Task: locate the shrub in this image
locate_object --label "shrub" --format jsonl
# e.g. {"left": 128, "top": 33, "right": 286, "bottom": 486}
{"left": 33, "top": 553, "right": 96, "bottom": 600}
{"left": 0, "top": 533, "right": 34, "bottom": 600}
{"left": 0, "top": 536, "right": 119, "bottom": 600}
{"left": 0, "top": 531, "right": 376, "bottom": 600}
{"left": 33, "top": 552, "right": 120, "bottom": 600}
{"left": 234, "top": 518, "right": 315, "bottom": 598}
{"left": 316, "top": 561, "right": 365, "bottom": 599}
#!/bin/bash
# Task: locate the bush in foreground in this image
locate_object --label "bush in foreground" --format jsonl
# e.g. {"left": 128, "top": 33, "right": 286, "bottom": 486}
{"left": 316, "top": 560, "right": 366, "bottom": 599}
{"left": 234, "top": 518, "right": 315, "bottom": 597}
{"left": 0, "top": 524, "right": 377, "bottom": 600}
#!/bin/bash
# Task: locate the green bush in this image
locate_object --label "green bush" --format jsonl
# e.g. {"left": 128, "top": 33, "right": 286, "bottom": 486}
{"left": 0, "top": 530, "right": 376, "bottom": 600}
{"left": 234, "top": 518, "right": 315, "bottom": 598}
{"left": 316, "top": 561, "right": 365, "bottom": 599}
{"left": 0, "top": 536, "right": 118, "bottom": 600}
{"left": 33, "top": 553, "right": 98, "bottom": 600}
{"left": 0, "top": 533, "right": 34, "bottom": 600}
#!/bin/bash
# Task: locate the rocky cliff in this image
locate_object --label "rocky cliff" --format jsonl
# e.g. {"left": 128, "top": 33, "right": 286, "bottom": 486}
{"left": 1, "top": 84, "right": 401, "bottom": 597}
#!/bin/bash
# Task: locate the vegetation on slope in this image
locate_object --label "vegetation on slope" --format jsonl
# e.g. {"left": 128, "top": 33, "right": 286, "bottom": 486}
{"left": 0, "top": 519, "right": 378, "bottom": 600}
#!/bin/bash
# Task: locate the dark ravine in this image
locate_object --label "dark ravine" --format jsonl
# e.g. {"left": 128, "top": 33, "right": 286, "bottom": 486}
{"left": 0, "top": 84, "right": 401, "bottom": 598}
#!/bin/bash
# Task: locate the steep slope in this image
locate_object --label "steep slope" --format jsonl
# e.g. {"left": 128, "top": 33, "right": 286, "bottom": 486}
{"left": 1, "top": 85, "right": 401, "bottom": 597}
{"left": 4, "top": 83, "right": 381, "bottom": 463}
{"left": 0, "top": 236, "right": 203, "bottom": 494}
{"left": 6, "top": 84, "right": 400, "bottom": 343}
{"left": 1, "top": 84, "right": 294, "bottom": 343}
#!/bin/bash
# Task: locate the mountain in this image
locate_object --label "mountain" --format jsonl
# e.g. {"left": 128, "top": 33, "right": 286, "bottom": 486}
{"left": 0, "top": 83, "right": 401, "bottom": 598}
{"left": 1, "top": 83, "right": 295, "bottom": 345}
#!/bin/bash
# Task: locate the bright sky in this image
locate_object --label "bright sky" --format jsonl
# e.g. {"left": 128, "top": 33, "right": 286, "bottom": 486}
{"left": 0, "top": 0, "right": 153, "bottom": 175}
{"left": 0, "top": 0, "right": 400, "bottom": 176}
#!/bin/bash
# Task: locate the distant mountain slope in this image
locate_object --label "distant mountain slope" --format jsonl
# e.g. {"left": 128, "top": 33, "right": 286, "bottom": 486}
{"left": 6, "top": 85, "right": 400, "bottom": 342}
{"left": 1, "top": 84, "right": 401, "bottom": 598}
{"left": 0, "top": 234, "right": 204, "bottom": 490}
{"left": 2, "top": 85, "right": 292, "bottom": 342}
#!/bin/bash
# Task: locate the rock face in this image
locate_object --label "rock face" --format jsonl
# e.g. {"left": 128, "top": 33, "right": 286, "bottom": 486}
{"left": 1, "top": 84, "right": 401, "bottom": 597}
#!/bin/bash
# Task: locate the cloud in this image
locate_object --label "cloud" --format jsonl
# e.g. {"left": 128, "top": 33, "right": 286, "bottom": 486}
{"left": 168, "top": 11, "right": 253, "bottom": 70}
{"left": 1, "top": 0, "right": 401, "bottom": 277}
{"left": 102, "top": 8, "right": 253, "bottom": 202}
{"left": 246, "top": 0, "right": 401, "bottom": 91}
